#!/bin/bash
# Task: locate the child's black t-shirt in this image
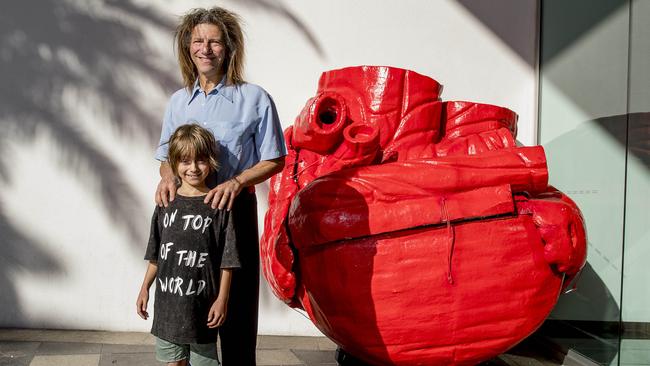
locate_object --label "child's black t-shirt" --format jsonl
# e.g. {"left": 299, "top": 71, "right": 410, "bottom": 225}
{"left": 144, "top": 195, "right": 240, "bottom": 344}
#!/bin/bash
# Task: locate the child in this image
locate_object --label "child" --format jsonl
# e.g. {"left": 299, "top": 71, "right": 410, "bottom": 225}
{"left": 137, "top": 124, "right": 240, "bottom": 366}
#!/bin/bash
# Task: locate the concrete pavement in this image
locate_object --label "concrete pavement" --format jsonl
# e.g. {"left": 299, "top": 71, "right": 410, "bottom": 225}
{"left": 0, "top": 329, "right": 562, "bottom": 366}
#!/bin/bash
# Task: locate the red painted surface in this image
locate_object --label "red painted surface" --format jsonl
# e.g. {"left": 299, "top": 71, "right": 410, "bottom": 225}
{"left": 260, "top": 66, "right": 587, "bottom": 365}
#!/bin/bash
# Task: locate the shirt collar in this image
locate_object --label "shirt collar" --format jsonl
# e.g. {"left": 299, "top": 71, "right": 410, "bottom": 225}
{"left": 188, "top": 76, "right": 234, "bottom": 104}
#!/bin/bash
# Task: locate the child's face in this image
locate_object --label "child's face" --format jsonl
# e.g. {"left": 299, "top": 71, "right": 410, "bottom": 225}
{"left": 177, "top": 155, "right": 210, "bottom": 188}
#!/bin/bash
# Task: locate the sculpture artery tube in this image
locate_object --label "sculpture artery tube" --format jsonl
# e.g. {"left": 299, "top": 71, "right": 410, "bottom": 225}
{"left": 443, "top": 101, "right": 518, "bottom": 139}
{"left": 516, "top": 191, "right": 587, "bottom": 280}
{"left": 436, "top": 101, "right": 518, "bottom": 157}
{"left": 343, "top": 123, "right": 379, "bottom": 154}
{"left": 289, "top": 146, "right": 548, "bottom": 249}
{"left": 336, "top": 146, "right": 548, "bottom": 194}
{"left": 260, "top": 128, "right": 300, "bottom": 304}
{"left": 292, "top": 92, "right": 348, "bottom": 153}
{"left": 330, "top": 123, "right": 380, "bottom": 168}
{"left": 297, "top": 123, "right": 381, "bottom": 184}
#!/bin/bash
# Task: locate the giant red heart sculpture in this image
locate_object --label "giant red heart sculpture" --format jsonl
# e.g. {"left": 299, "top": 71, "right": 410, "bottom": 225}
{"left": 261, "top": 66, "right": 586, "bottom": 366}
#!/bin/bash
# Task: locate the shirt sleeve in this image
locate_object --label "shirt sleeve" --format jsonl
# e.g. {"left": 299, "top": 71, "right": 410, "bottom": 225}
{"left": 144, "top": 206, "right": 161, "bottom": 261}
{"left": 255, "top": 92, "right": 288, "bottom": 162}
{"left": 216, "top": 210, "right": 241, "bottom": 269}
{"left": 154, "top": 100, "right": 175, "bottom": 161}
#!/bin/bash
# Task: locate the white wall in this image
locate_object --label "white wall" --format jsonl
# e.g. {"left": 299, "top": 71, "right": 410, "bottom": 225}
{"left": 0, "top": 0, "right": 538, "bottom": 335}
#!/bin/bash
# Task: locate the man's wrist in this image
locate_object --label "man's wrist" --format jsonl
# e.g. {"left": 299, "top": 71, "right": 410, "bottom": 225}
{"left": 160, "top": 173, "right": 179, "bottom": 187}
{"left": 160, "top": 161, "right": 174, "bottom": 179}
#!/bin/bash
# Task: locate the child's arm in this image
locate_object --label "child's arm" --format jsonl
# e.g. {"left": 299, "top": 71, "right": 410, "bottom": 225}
{"left": 136, "top": 261, "right": 158, "bottom": 320}
{"left": 207, "top": 268, "right": 233, "bottom": 328}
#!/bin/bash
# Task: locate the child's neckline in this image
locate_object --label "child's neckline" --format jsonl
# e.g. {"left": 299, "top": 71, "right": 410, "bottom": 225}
{"left": 175, "top": 193, "right": 208, "bottom": 199}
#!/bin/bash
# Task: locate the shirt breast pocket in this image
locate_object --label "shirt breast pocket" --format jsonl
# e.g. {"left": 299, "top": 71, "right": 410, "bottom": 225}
{"left": 210, "top": 122, "right": 245, "bottom": 165}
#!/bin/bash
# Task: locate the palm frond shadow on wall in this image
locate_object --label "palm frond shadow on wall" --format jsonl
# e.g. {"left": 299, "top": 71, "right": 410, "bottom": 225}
{"left": 0, "top": 0, "right": 324, "bottom": 326}
{"left": 0, "top": 0, "right": 177, "bottom": 326}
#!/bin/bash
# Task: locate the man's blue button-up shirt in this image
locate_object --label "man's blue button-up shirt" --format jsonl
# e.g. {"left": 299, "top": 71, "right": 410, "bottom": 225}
{"left": 155, "top": 80, "right": 287, "bottom": 183}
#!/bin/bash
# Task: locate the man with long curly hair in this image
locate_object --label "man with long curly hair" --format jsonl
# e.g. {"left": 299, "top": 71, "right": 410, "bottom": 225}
{"left": 153, "top": 7, "right": 286, "bottom": 365}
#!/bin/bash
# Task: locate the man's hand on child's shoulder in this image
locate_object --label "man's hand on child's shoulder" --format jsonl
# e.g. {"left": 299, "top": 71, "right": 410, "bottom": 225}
{"left": 204, "top": 177, "right": 242, "bottom": 210}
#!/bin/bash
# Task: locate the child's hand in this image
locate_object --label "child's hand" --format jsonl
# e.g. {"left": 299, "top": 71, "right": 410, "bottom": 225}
{"left": 136, "top": 288, "right": 150, "bottom": 320}
{"left": 207, "top": 298, "right": 228, "bottom": 328}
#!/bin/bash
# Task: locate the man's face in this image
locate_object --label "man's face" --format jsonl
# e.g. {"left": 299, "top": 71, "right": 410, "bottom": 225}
{"left": 190, "top": 23, "right": 226, "bottom": 79}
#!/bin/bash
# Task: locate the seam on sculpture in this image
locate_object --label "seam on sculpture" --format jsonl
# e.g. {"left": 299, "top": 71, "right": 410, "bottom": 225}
{"left": 400, "top": 72, "right": 408, "bottom": 117}
{"left": 447, "top": 102, "right": 474, "bottom": 121}
{"left": 564, "top": 271, "right": 582, "bottom": 294}
{"left": 298, "top": 211, "right": 521, "bottom": 254}
{"left": 442, "top": 197, "right": 455, "bottom": 284}
{"left": 290, "top": 159, "right": 321, "bottom": 181}
{"left": 391, "top": 101, "right": 441, "bottom": 143}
